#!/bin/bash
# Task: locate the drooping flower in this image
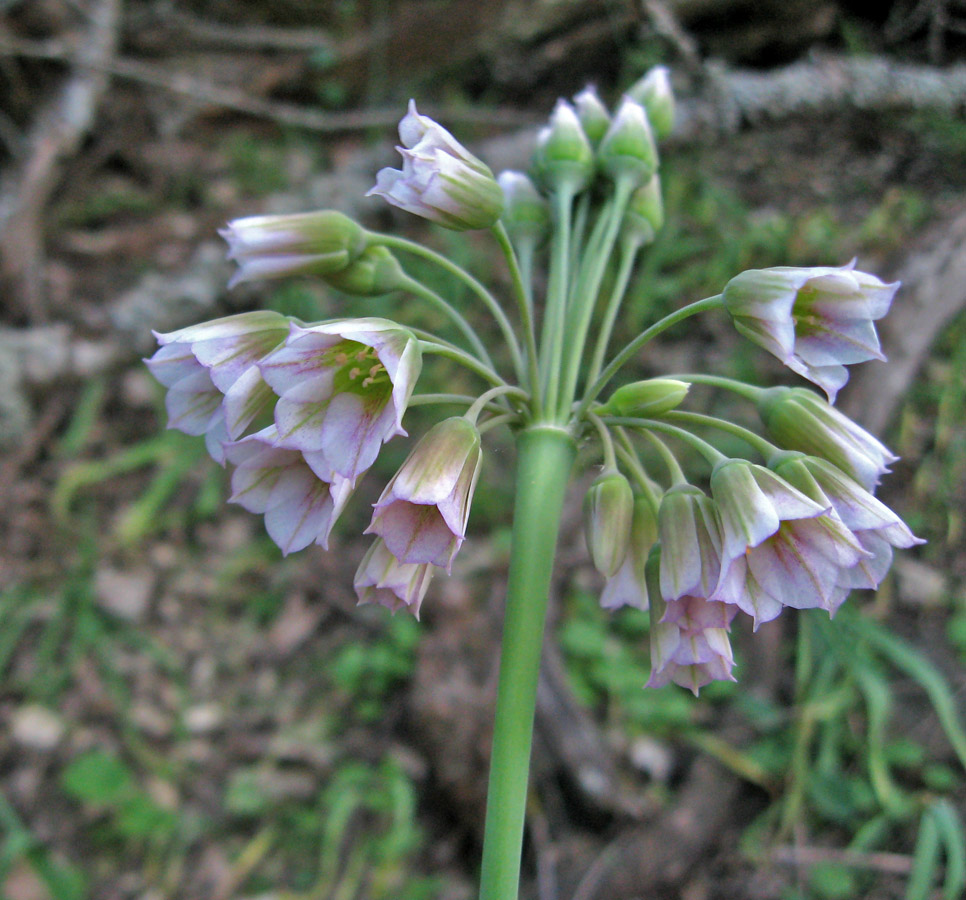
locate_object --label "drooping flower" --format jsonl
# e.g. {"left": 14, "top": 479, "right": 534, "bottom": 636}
{"left": 219, "top": 210, "right": 367, "bottom": 288}
{"left": 258, "top": 318, "right": 422, "bottom": 483}
{"left": 367, "top": 417, "right": 482, "bottom": 572}
{"left": 600, "top": 493, "right": 657, "bottom": 611}
{"left": 772, "top": 454, "right": 924, "bottom": 590}
{"left": 224, "top": 426, "right": 353, "bottom": 555}
{"left": 645, "top": 552, "right": 738, "bottom": 694}
{"left": 657, "top": 484, "right": 722, "bottom": 602}
{"left": 367, "top": 100, "right": 503, "bottom": 231}
{"left": 146, "top": 311, "right": 291, "bottom": 463}
{"left": 710, "top": 459, "right": 869, "bottom": 626}
{"left": 723, "top": 262, "right": 900, "bottom": 401}
{"left": 584, "top": 468, "right": 634, "bottom": 578}
{"left": 354, "top": 537, "right": 435, "bottom": 618}
{"left": 758, "top": 386, "right": 898, "bottom": 490}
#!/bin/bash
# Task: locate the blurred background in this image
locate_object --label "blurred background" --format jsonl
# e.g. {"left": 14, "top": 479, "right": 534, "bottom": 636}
{"left": 1, "top": 2, "right": 965, "bottom": 899}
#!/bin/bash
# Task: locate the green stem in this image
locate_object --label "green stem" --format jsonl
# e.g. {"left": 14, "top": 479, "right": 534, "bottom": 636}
{"left": 370, "top": 232, "right": 526, "bottom": 384}
{"left": 663, "top": 410, "right": 781, "bottom": 460}
{"left": 604, "top": 416, "right": 727, "bottom": 467}
{"left": 668, "top": 372, "right": 764, "bottom": 403}
{"left": 587, "top": 235, "right": 642, "bottom": 387}
{"left": 418, "top": 340, "right": 508, "bottom": 388}
{"left": 478, "top": 426, "right": 576, "bottom": 900}
{"left": 399, "top": 274, "right": 496, "bottom": 370}
{"left": 492, "top": 222, "right": 541, "bottom": 408}
{"left": 575, "top": 294, "right": 723, "bottom": 420}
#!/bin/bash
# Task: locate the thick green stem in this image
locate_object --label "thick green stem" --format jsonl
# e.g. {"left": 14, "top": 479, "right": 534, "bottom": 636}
{"left": 478, "top": 426, "right": 576, "bottom": 900}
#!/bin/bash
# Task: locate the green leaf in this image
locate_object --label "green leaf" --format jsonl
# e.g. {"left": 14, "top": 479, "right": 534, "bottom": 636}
{"left": 60, "top": 751, "right": 134, "bottom": 806}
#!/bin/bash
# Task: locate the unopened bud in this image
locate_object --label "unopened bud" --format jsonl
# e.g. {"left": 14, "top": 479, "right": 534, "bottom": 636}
{"left": 573, "top": 86, "right": 611, "bottom": 146}
{"left": 584, "top": 468, "right": 634, "bottom": 578}
{"left": 497, "top": 171, "right": 550, "bottom": 244}
{"left": 599, "top": 378, "right": 689, "bottom": 418}
{"left": 627, "top": 66, "right": 674, "bottom": 140}
{"left": 598, "top": 97, "right": 658, "bottom": 185}
{"left": 532, "top": 100, "right": 595, "bottom": 193}
{"left": 324, "top": 246, "right": 406, "bottom": 296}
{"left": 622, "top": 174, "right": 664, "bottom": 245}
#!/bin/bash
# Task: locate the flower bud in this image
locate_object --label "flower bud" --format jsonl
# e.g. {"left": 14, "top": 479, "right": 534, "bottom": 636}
{"left": 627, "top": 66, "right": 674, "bottom": 140}
{"left": 757, "top": 386, "right": 897, "bottom": 490}
{"left": 598, "top": 97, "right": 658, "bottom": 185}
{"left": 497, "top": 171, "right": 550, "bottom": 245}
{"left": 599, "top": 378, "right": 689, "bottom": 418}
{"left": 584, "top": 468, "right": 634, "bottom": 578}
{"left": 601, "top": 493, "right": 658, "bottom": 610}
{"left": 532, "top": 99, "right": 595, "bottom": 193}
{"left": 323, "top": 245, "right": 407, "bottom": 296}
{"left": 622, "top": 174, "right": 664, "bottom": 245}
{"left": 573, "top": 86, "right": 611, "bottom": 146}
{"left": 220, "top": 211, "right": 367, "bottom": 288}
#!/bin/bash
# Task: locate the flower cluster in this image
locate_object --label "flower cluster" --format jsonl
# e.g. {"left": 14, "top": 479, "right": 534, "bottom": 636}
{"left": 148, "top": 66, "right": 919, "bottom": 693}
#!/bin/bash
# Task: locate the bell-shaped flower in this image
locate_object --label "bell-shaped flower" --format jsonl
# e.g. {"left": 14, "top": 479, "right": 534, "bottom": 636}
{"left": 722, "top": 262, "right": 900, "bottom": 402}
{"left": 600, "top": 493, "right": 658, "bottom": 611}
{"left": 645, "top": 552, "right": 737, "bottom": 694}
{"left": 573, "top": 85, "right": 611, "bottom": 145}
{"left": 367, "top": 101, "right": 503, "bottom": 231}
{"left": 258, "top": 318, "right": 422, "bottom": 483}
{"left": 532, "top": 99, "right": 595, "bottom": 194}
{"left": 584, "top": 468, "right": 634, "bottom": 578}
{"left": 710, "top": 459, "right": 869, "bottom": 626}
{"left": 627, "top": 66, "right": 674, "bottom": 140}
{"left": 354, "top": 537, "right": 435, "bottom": 618}
{"left": 219, "top": 210, "right": 367, "bottom": 288}
{"left": 758, "top": 386, "right": 898, "bottom": 490}
{"left": 773, "top": 454, "right": 924, "bottom": 590}
{"left": 497, "top": 171, "right": 550, "bottom": 245}
{"left": 367, "top": 417, "right": 482, "bottom": 572}
{"left": 224, "top": 426, "right": 354, "bottom": 555}
{"left": 657, "top": 484, "right": 722, "bottom": 602}
{"left": 598, "top": 96, "right": 658, "bottom": 186}
{"left": 146, "top": 311, "right": 291, "bottom": 463}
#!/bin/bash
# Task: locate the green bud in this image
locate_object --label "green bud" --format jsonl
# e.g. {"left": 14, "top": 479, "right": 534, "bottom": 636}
{"left": 622, "top": 174, "right": 664, "bottom": 245}
{"left": 627, "top": 66, "right": 674, "bottom": 140}
{"left": 598, "top": 97, "right": 658, "bottom": 185}
{"left": 532, "top": 99, "right": 595, "bottom": 193}
{"left": 599, "top": 378, "right": 690, "bottom": 418}
{"left": 573, "top": 86, "right": 611, "bottom": 146}
{"left": 497, "top": 171, "right": 550, "bottom": 244}
{"left": 323, "top": 245, "right": 406, "bottom": 296}
{"left": 584, "top": 468, "right": 634, "bottom": 578}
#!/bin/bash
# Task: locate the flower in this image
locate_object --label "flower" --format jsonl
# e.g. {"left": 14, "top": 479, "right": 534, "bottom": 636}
{"left": 656, "top": 484, "right": 722, "bottom": 602}
{"left": 645, "top": 552, "right": 738, "bottom": 694}
{"left": 597, "top": 96, "right": 658, "bottom": 185}
{"left": 758, "top": 386, "right": 898, "bottom": 489}
{"left": 367, "top": 417, "right": 482, "bottom": 572}
{"left": 224, "top": 426, "right": 353, "bottom": 555}
{"left": 258, "top": 318, "right": 421, "bottom": 483}
{"left": 722, "top": 262, "right": 900, "bottom": 401}
{"left": 584, "top": 468, "right": 634, "bottom": 578}
{"left": 219, "top": 210, "right": 367, "bottom": 288}
{"left": 354, "top": 538, "right": 435, "bottom": 618}
{"left": 146, "top": 311, "right": 291, "bottom": 463}
{"left": 773, "top": 454, "right": 924, "bottom": 590}
{"left": 600, "top": 493, "right": 657, "bottom": 611}
{"left": 367, "top": 101, "right": 503, "bottom": 231}
{"left": 532, "top": 99, "right": 595, "bottom": 193}
{"left": 627, "top": 66, "right": 674, "bottom": 140}
{"left": 710, "top": 459, "right": 869, "bottom": 626}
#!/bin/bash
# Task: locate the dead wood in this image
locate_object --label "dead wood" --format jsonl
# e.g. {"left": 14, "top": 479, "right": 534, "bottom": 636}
{"left": 840, "top": 203, "right": 966, "bottom": 435}
{"left": 0, "top": 0, "right": 122, "bottom": 322}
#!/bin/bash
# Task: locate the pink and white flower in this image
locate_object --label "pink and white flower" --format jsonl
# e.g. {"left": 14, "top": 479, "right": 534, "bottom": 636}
{"left": 368, "top": 101, "right": 503, "bottom": 231}
{"left": 723, "top": 262, "right": 899, "bottom": 402}
{"left": 258, "top": 318, "right": 422, "bottom": 483}
{"left": 367, "top": 417, "right": 482, "bottom": 572}
{"left": 224, "top": 426, "right": 353, "bottom": 555}
{"left": 710, "top": 459, "right": 869, "bottom": 626}
{"left": 146, "top": 311, "right": 290, "bottom": 463}
{"left": 354, "top": 538, "right": 435, "bottom": 618}
{"left": 600, "top": 494, "right": 657, "bottom": 611}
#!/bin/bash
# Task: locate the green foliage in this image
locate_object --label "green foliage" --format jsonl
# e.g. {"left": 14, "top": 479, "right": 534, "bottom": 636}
{"left": 60, "top": 750, "right": 178, "bottom": 845}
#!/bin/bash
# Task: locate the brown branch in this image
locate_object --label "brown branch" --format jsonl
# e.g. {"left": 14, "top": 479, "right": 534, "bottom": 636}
{"left": 0, "top": 0, "right": 122, "bottom": 322}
